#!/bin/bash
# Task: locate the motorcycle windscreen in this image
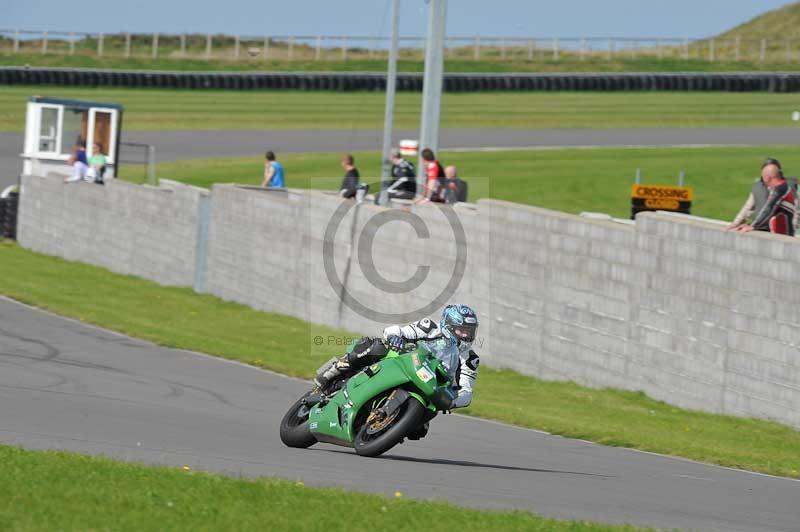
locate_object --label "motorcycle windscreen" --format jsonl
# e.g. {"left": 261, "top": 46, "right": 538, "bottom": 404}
{"left": 420, "top": 339, "right": 460, "bottom": 380}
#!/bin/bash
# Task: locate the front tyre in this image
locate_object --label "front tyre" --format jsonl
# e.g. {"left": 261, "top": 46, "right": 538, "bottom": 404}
{"left": 354, "top": 397, "right": 424, "bottom": 457}
{"left": 279, "top": 396, "right": 317, "bottom": 448}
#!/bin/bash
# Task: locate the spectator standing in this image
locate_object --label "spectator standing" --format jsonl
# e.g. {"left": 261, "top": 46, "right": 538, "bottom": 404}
{"left": 385, "top": 148, "right": 416, "bottom": 200}
{"left": 262, "top": 151, "right": 285, "bottom": 188}
{"left": 339, "top": 154, "right": 360, "bottom": 199}
{"left": 419, "top": 148, "right": 445, "bottom": 202}
{"left": 64, "top": 140, "right": 88, "bottom": 183}
{"left": 86, "top": 142, "right": 107, "bottom": 184}
{"left": 736, "top": 161, "right": 796, "bottom": 236}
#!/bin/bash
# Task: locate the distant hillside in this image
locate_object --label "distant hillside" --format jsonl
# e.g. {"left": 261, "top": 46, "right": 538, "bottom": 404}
{"left": 716, "top": 1, "right": 800, "bottom": 39}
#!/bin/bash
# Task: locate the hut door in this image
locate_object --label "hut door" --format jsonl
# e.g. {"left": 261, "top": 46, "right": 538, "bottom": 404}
{"left": 87, "top": 108, "right": 118, "bottom": 163}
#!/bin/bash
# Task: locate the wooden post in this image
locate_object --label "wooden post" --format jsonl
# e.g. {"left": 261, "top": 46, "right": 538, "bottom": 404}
{"left": 682, "top": 38, "right": 689, "bottom": 60}
{"left": 124, "top": 33, "right": 131, "bottom": 57}
{"left": 41, "top": 31, "right": 48, "bottom": 54}
{"left": 234, "top": 35, "right": 240, "bottom": 59}
{"left": 180, "top": 34, "right": 186, "bottom": 57}
{"left": 500, "top": 38, "right": 506, "bottom": 60}
{"left": 342, "top": 36, "right": 347, "bottom": 60}
{"left": 760, "top": 38, "right": 767, "bottom": 63}
{"left": 12, "top": 30, "right": 19, "bottom": 54}
{"left": 263, "top": 36, "right": 269, "bottom": 60}
{"left": 709, "top": 38, "right": 715, "bottom": 62}
{"left": 152, "top": 33, "right": 159, "bottom": 59}
{"left": 527, "top": 39, "right": 533, "bottom": 60}
{"left": 69, "top": 32, "right": 75, "bottom": 55}
{"left": 205, "top": 34, "right": 212, "bottom": 59}
{"left": 315, "top": 36, "right": 322, "bottom": 61}
{"left": 288, "top": 36, "right": 295, "bottom": 60}
{"left": 474, "top": 36, "right": 480, "bottom": 60}
{"left": 98, "top": 33, "right": 104, "bottom": 57}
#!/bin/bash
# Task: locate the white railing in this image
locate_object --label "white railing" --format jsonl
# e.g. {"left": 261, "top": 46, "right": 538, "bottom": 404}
{"left": 0, "top": 29, "right": 795, "bottom": 64}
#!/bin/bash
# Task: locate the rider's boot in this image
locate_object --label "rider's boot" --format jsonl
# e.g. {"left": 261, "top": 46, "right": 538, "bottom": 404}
{"left": 314, "top": 356, "right": 350, "bottom": 390}
{"left": 315, "top": 337, "right": 382, "bottom": 390}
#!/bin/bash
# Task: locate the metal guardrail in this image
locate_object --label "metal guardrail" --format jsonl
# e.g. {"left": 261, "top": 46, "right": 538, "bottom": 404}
{"left": 119, "top": 141, "right": 156, "bottom": 185}
{"left": 0, "top": 29, "right": 795, "bottom": 64}
{"left": 2, "top": 67, "right": 800, "bottom": 93}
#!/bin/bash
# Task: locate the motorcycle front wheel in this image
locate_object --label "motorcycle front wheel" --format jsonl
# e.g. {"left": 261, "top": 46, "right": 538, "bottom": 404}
{"left": 353, "top": 395, "right": 424, "bottom": 457}
{"left": 279, "top": 395, "right": 318, "bottom": 448}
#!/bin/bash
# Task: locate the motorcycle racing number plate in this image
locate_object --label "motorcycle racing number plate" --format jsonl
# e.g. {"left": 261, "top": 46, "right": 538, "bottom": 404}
{"left": 416, "top": 366, "right": 434, "bottom": 382}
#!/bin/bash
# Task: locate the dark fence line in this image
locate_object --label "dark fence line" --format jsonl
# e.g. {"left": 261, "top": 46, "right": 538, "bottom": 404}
{"left": 3, "top": 67, "right": 800, "bottom": 92}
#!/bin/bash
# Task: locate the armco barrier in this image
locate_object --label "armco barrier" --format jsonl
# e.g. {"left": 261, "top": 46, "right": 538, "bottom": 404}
{"left": 16, "top": 176, "right": 800, "bottom": 429}
{"left": 3, "top": 67, "right": 800, "bottom": 92}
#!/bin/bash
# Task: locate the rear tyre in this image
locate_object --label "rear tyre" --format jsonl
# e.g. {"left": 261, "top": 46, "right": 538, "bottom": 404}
{"left": 354, "top": 397, "right": 424, "bottom": 457}
{"left": 279, "top": 396, "right": 317, "bottom": 448}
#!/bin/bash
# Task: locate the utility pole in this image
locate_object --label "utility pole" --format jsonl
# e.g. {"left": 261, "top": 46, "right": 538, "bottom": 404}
{"left": 418, "top": 0, "right": 447, "bottom": 196}
{"left": 379, "top": 0, "right": 401, "bottom": 205}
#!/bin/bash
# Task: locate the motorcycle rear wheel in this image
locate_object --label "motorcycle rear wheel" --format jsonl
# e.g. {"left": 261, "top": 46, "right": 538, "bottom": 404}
{"left": 279, "top": 395, "right": 318, "bottom": 448}
{"left": 353, "top": 396, "right": 424, "bottom": 457}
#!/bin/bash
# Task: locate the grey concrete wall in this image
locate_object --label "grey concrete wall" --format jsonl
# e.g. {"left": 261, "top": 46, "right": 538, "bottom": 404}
{"left": 17, "top": 175, "right": 207, "bottom": 287}
{"left": 205, "top": 187, "right": 800, "bottom": 428}
{"left": 205, "top": 185, "right": 490, "bottom": 339}
{"left": 17, "top": 177, "right": 800, "bottom": 428}
{"left": 481, "top": 200, "right": 800, "bottom": 428}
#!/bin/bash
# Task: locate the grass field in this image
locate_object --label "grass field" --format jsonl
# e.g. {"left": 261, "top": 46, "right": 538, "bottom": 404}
{"left": 0, "top": 444, "right": 650, "bottom": 532}
{"left": 1, "top": 242, "right": 798, "bottom": 479}
{"left": 131, "top": 145, "right": 800, "bottom": 221}
{"left": 2, "top": 85, "right": 800, "bottom": 131}
{"left": 4, "top": 50, "right": 800, "bottom": 73}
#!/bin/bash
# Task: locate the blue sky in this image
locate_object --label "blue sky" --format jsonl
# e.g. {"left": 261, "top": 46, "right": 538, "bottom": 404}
{"left": 3, "top": 0, "right": 793, "bottom": 38}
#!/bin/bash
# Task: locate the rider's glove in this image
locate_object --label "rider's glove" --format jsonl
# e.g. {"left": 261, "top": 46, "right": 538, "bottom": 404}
{"left": 386, "top": 335, "right": 404, "bottom": 351}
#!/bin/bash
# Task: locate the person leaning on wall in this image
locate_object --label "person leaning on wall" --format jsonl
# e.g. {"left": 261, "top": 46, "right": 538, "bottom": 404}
{"left": 339, "top": 154, "right": 361, "bottom": 199}
{"left": 416, "top": 148, "right": 445, "bottom": 204}
{"left": 262, "top": 150, "right": 285, "bottom": 188}
{"left": 734, "top": 159, "right": 796, "bottom": 236}
{"left": 440, "top": 165, "right": 468, "bottom": 204}
{"left": 384, "top": 148, "right": 416, "bottom": 200}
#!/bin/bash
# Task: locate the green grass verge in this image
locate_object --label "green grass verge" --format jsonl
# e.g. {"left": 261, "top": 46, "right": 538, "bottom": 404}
{"left": 0, "top": 444, "right": 649, "bottom": 532}
{"left": 3, "top": 51, "right": 799, "bottom": 73}
{"left": 129, "top": 145, "right": 800, "bottom": 221}
{"left": 2, "top": 86, "right": 800, "bottom": 131}
{"left": 1, "top": 242, "right": 799, "bottom": 479}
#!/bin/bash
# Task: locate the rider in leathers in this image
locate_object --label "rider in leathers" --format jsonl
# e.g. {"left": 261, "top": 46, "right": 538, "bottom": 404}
{"left": 315, "top": 304, "right": 480, "bottom": 410}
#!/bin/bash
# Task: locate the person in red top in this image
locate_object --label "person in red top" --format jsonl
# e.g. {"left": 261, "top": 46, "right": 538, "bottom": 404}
{"left": 736, "top": 161, "right": 796, "bottom": 236}
{"left": 418, "top": 148, "right": 445, "bottom": 202}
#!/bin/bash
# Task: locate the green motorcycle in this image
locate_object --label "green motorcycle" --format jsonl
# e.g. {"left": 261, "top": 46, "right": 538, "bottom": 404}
{"left": 279, "top": 338, "right": 460, "bottom": 457}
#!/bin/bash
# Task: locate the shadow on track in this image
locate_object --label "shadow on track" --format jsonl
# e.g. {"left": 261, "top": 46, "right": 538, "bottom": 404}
{"left": 318, "top": 449, "right": 615, "bottom": 478}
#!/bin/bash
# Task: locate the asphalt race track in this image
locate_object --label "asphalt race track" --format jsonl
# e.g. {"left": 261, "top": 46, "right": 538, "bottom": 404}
{"left": 2, "top": 126, "right": 800, "bottom": 190}
{"left": 1, "top": 296, "right": 797, "bottom": 531}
